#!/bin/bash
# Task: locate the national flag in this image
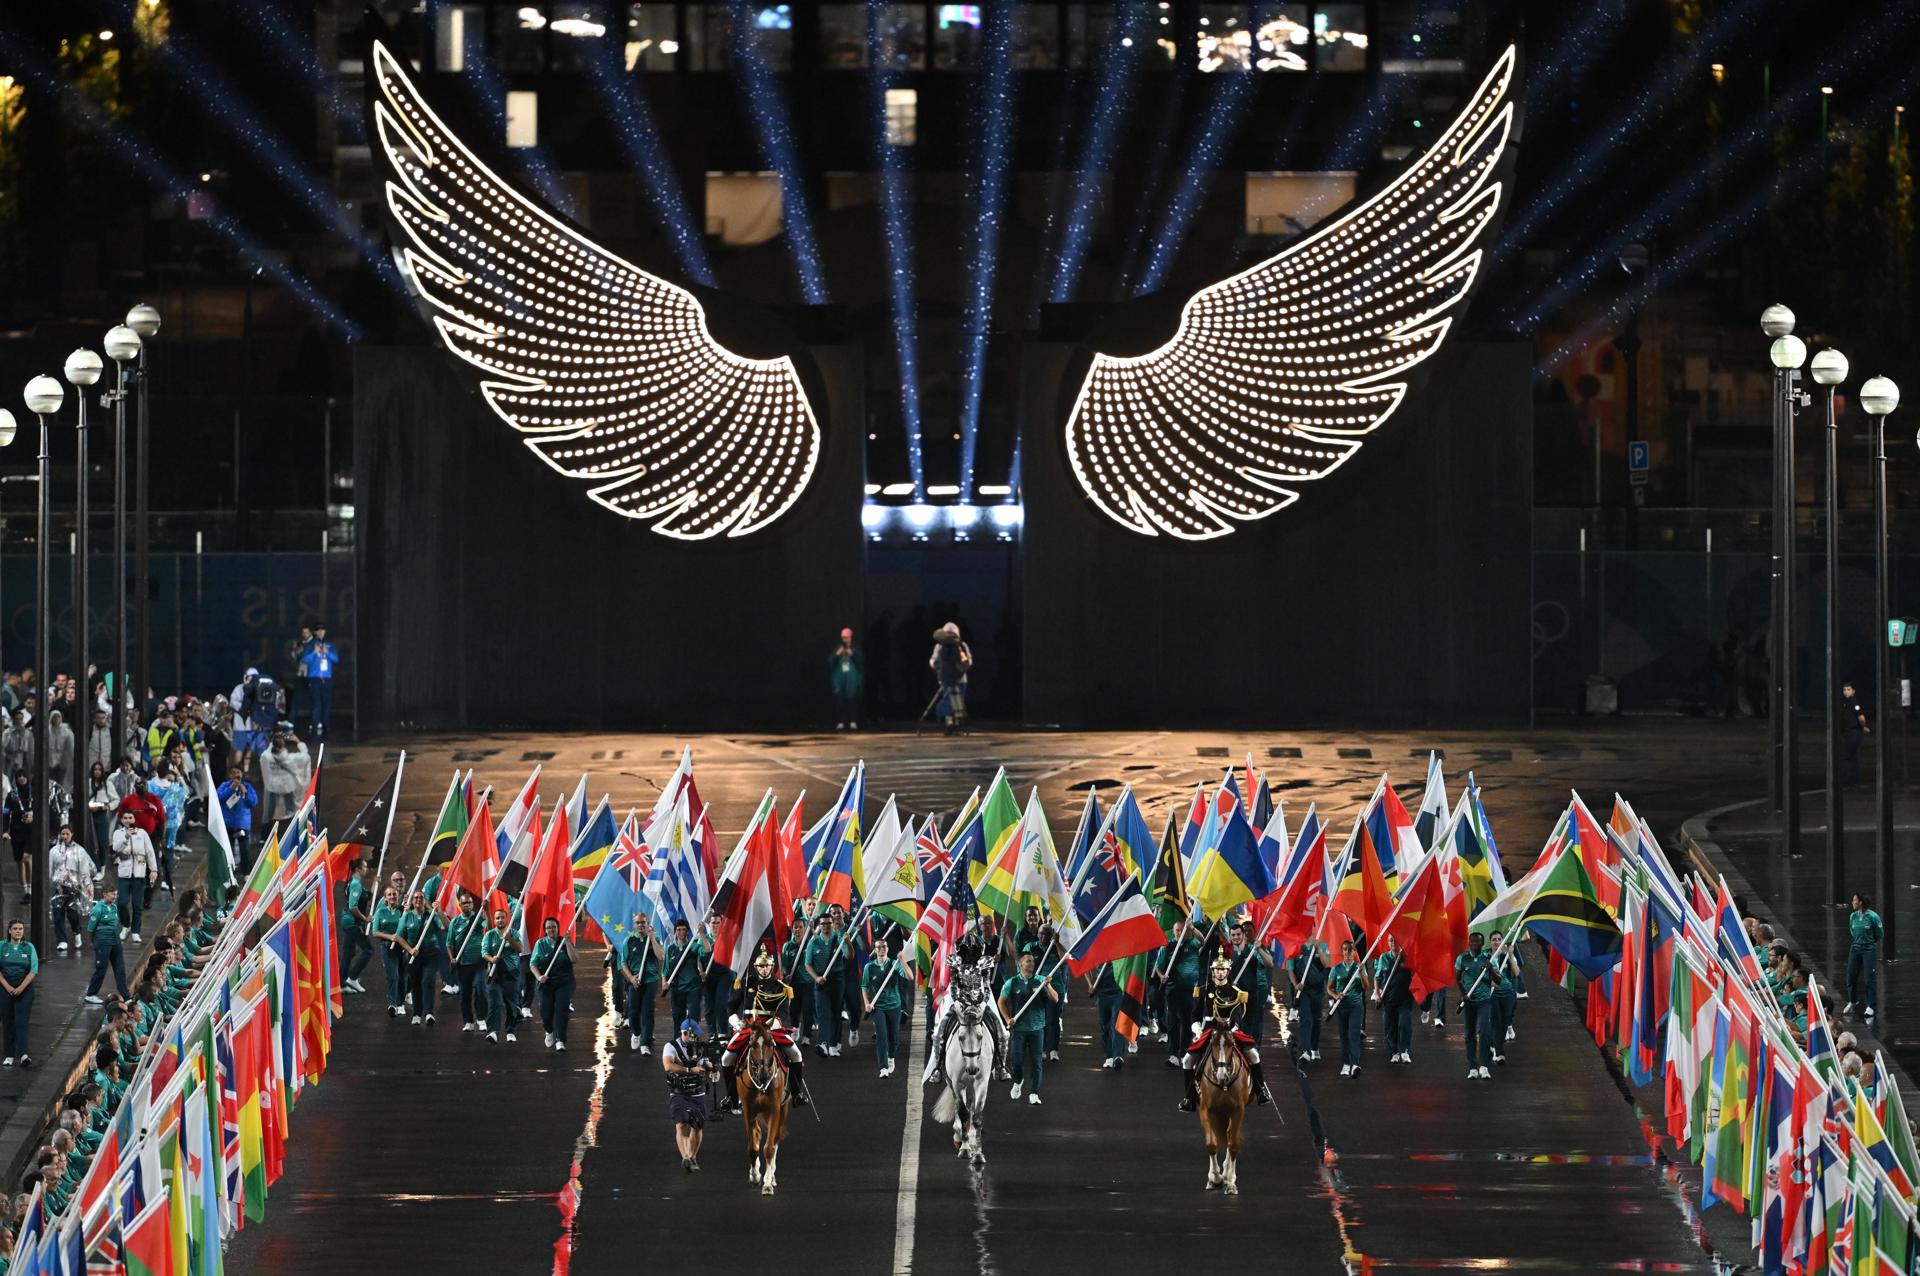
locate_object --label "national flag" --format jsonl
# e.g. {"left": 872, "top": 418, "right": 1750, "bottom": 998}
{"left": 973, "top": 767, "right": 1027, "bottom": 916}
{"left": 1715, "top": 876, "right": 1765, "bottom": 986}
{"left": 1413, "top": 751, "right": 1449, "bottom": 849}
{"left": 496, "top": 795, "right": 556, "bottom": 900}
{"left": 1568, "top": 791, "right": 1622, "bottom": 915}
{"left": 859, "top": 797, "right": 917, "bottom": 929}
{"left": 1702, "top": 986, "right": 1759, "bottom": 1212}
{"left": 329, "top": 758, "right": 402, "bottom": 883}
{"left": 1111, "top": 950, "right": 1152, "bottom": 1043}
{"left": 1366, "top": 777, "right": 1423, "bottom": 880}
{"left": 1377, "top": 851, "right": 1464, "bottom": 1000}
{"left": 646, "top": 793, "right": 709, "bottom": 931}
{"left": 1246, "top": 760, "right": 1274, "bottom": 837}
{"left": 231, "top": 832, "right": 284, "bottom": 923}
{"left": 1759, "top": 1045, "right": 1798, "bottom": 1272}
{"left": 1187, "top": 790, "right": 1275, "bottom": 923}
{"left": 1630, "top": 870, "right": 1681, "bottom": 1086}
{"left": 1251, "top": 803, "right": 1326, "bottom": 955}
{"left": 423, "top": 771, "right": 472, "bottom": 866}
{"left": 492, "top": 767, "right": 542, "bottom": 861}
{"left": 1061, "top": 789, "right": 1168, "bottom": 976}
{"left": 805, "top": 763, "right": 863, "bottom": 911}
{"left": 1147, "top": 809, "right": 1190, "bottom": 933}
{"left": 914, "top": 846, "right": 976, "bottom": 1002}
{"left": 943, "top": 799, "right": 989, "bottom": 890}
{"left": 567, "top": 797, "right": 619, "bottom": 941}
{"left": 1176, "top": 783, "right": 1209, "bottom": 875}
{"left": 1877, "top": 1054, "right": 1920, "bottom": 1202}
{"left": 1446, "top": 792, "right": 1500, "bottom": 918}
{"left": 1329, "top": 821, "right": 1396, "bottom": 944}
{"left": 909, "top": 813, "right": 957, "bottom": 979}
{"left": 200, "top": 755, "right": 238, "bottom": 898}
{"left": 581, "top": 812, "right": 654, "bottom": 946}
{"left": 521, "top": 799, "right": 583, "bottom": 942}
{"left": 1856, "top": 1091, "right": 1915, "bottom": 1201}
{"left": 772, "top": 794, "right": 808, "bottom": 947}
{"left": 123, "top": 1193, "right": 172, "bottom": 1276}
{"left": 1011, "top": 789, "right": 1073, "bottom": 925}
{"left": 1808, "top": 979, "right": 1838, "bottom": 1083}
{"left": 710, "top": 791, "right": 780, "bottom": 973}
{"left": 433, "top": 795, "right": 497, "bottom": 916}
{"left": 1518, "top": 848, "right": 1623, "bottom": 977}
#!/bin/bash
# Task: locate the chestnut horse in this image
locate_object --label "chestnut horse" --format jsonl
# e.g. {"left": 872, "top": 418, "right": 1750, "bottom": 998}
{"left": 737, "top": 1017, "right": 791, "bottom": 1195}
{"left": 1195, "top": 1027, "right": 1250, "bottom": 1194}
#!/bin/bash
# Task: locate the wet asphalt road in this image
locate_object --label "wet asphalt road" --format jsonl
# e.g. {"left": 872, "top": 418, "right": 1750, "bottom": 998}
{"left": 220, "top": 723, "right": 1768, "bottom": 1274}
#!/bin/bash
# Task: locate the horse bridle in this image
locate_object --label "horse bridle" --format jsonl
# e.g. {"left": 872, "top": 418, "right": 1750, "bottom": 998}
{"left": 1204, "top": 1032, "right": 1243, "bottom": 1090}
{"left": 954, "top": 1001, "right": 986, "bottom": 1078}
{"left": 745, "top": 1023, "right": 781, "bottom": 1093}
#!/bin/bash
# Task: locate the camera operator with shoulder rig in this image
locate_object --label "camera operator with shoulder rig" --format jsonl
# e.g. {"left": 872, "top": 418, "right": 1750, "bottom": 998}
{"left": 662, "top": 1018, "right": 716, "bottom": 1172}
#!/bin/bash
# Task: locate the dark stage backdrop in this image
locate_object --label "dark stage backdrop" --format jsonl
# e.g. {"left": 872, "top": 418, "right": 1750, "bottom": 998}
{"left": 354, "top": 344, "right": 865, "bottom": 730}
{"left": 1021, "top": 339, "right": 1535, "bottom": 728}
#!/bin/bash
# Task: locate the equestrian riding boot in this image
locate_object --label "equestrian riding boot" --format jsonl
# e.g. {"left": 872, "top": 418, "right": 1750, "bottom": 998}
{"left": 1178, "top": 1067, "right": 1199, "bottom": 1112}
{"left": 789, "top": 1057, "right": 811, "bottom": 1105}
{"left": 1249, "top": 1060, "right": 1273, "bottom": 1105}
{"left": 717, "top": 1065, "right": 737, "bottom": 1113}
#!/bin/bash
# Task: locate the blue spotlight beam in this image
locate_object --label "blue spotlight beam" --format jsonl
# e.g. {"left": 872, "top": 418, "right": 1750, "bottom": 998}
{"left": 109, "top": 4, "right": 407, "bottom": 298}
{"left": 728, "top": 0, "right": 828, "bottom": 303}
{"left": 866, "top": 0, "right": 922, "bottom": 495}
{"left": 584, "top": 40, "right": 714, "bottom": 287}
{"left": 1489, "top": 0, "right": 1777, "bottom": 273}
{"left": 1133, "top": 69, "right": 1259, "bottom": 296}
{"left": 1535, "top": 63, "right": 1920, "bottom": 377}
{"left": 1506, "top": 2, "right": 1920, "bottom": 332}
{"left": 956, "top": 0, "right": 1019, "bottom": 499}
{"left": 1046, "top": 3, "right": 1151, "bottom": 304}
{"left": 226, "top": 0, "right": 364, "bottom": 142}
{"left": 0, "top": 29, "right": 359, "bottom": 340}
{"left": 424, "top": 0, "right": 580, "bottom": 219}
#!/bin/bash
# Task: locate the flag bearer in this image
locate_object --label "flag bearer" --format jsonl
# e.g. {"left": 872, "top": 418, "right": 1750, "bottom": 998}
{"left": 532, "top": 917, "right": 576, "bottom": 1051}
{"left": 480, "top": 906, "right": 522, "bottom": 1043}
{"left": 1163, "top": 920, "right": 1206, "bottom": 1067}
{"left": 779, "top": 912, "right": 816, "bottom": 1045}
{"left": 1229, "top": 921, "right": 1274, "bottom": 1050}
{"left": 448, "top": 894, "right": 488, "bottom": 1032}
{"left": 862, "top": 935, "right": 913, "bottom": 1078}
{"left": 370, "top": 886, "right": 406, "bottom": 1015}
{"left": 1376, "top": 935, "right": 1416, "bottom": 1064}
{"left": 1000, "top": 949, "right": 1057, "bottom": 1105}
{"left": 805, "top": 912, "right": 846, "bottom": 1057}
{"left": 397, "top": 890, "right": 445, "bottom": 1025}
{"left": 1329, "top": 939, "right": 1372, "bottom": 1077}
{"left": 1289, "top": 939, "right": 1329, "bottom": 1061}
{"left": 1455, "top": 931, "right": 1496, "bottom": 1079}
{"left": 621, "top": 913, "right": 665, "bottom": 1054}
{"left": 1488, "top": 929, "right": 1521, "bottom": 1064}
{"left": 665, "top": 919, "right": 707, "bottom": 1034}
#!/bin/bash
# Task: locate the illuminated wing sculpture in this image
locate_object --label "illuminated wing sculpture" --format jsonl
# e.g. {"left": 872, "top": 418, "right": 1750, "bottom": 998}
{"left": 1064, "top": 47, "right": 1516, "bottom": 540}
{"left": 369, "top": 42, "right": 820, "bottom": 540}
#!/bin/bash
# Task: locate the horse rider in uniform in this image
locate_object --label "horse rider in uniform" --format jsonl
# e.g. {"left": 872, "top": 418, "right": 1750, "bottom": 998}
{"left": 1179, "top": 952, "right": 1273, "bottom": 1111}
{"left": 923, "top": 928, "right": 1009, "bottom": 1085}
{"left": 717, "top": 947, "right": 810, "bottom": 1112}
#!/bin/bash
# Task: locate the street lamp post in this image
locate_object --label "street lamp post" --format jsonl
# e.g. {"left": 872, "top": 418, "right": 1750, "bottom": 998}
{"left": 1766, "top": 305, "right": 1807, "bottom": 857}
{"left": 22, "top": 374, "right": 64, "bottom": 957}
{"left": 103, "top": 326, "right": 141, "bottom": 778}
{"left": 64, "top": 349, "right": 102, "bottom": 853}
{"left": 1812, "top": 347, "right": 1849, "bottom": 904}
{"left": 1860, "top": 374, "right": 1901, "bottom": 957}
{"left": 126, "top": 304, "right": 159, "bottom": 736}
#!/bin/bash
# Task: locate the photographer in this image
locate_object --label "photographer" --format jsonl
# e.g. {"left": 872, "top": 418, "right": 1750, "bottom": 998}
{"left": 662, "top": 1019, "right": 713, "bottom": 1173}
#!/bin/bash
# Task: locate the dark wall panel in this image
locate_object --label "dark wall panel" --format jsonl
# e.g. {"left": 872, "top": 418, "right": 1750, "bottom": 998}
{"left": 354, "top": 344, "right": 864, "bottom": 730}
{"left": 1022, "top": 339, "right": 1535, "bottom": 728}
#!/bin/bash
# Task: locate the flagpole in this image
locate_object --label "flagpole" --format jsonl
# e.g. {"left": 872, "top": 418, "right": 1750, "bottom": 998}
{"left": 368, "top": 751, "right": 407, "bottom": 897}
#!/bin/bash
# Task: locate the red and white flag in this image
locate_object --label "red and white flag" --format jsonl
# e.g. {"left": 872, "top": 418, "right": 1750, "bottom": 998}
{"left": 711, "top": 792, "right": 780, "bottom": 973}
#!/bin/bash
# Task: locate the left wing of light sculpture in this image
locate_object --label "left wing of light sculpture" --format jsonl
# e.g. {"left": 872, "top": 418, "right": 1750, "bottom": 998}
{"left": 369, "top": 41, "right": 820, "bottom": 539}
{"left": 1064, "top": 46, "right": 1516, "bottom": 540}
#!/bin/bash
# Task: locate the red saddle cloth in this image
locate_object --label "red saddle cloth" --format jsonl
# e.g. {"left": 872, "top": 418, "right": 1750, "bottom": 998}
{"left": 1186, "top": 1025, "right": 1255, "bottom": 1056}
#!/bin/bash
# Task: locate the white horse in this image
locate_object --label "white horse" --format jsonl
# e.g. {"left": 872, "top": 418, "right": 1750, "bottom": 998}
{"left": 931, "top": 1000, "right": 993, "bottom": 1167}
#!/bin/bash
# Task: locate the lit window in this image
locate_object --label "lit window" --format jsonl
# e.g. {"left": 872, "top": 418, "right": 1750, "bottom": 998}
{"left": 705, "top": 172, "right": 784, "bottom": 246}
{"left": 505, "top": 90, "right": 539, "bottom": 148}
{"left": 1254, "top": 7, "right": 1310, "bottom": 71}
{"left": 1243, "top": 171, "right": 1357, "bottom": 236}
{"left": 433, "top": 4, "right": 480, "bottom": 71}
{"left": 1196, "top": 5, "right": 1253, "bottom": 72}
{"left": 624, "top": 3, "right": 678, "bottom": 72}
{"left": 819, "top": 4, "right": 868, "bottom": 68}
{"left": 934, "top": 5, "right": 984, "bottom": 69}
{"left": 885, "top": 87, "right": 918, "bottom": 147}
{"left": 1315, "top": 4, "right": 1367, "bottom": 72}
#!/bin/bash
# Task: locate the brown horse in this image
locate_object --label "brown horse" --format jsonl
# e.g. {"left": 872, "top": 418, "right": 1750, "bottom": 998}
{"left": 737, "top": 1018, "right": 791, "bottom": 1196}
{"left": 1195, "top": 1029, "right": 1250, "bottom": 1194}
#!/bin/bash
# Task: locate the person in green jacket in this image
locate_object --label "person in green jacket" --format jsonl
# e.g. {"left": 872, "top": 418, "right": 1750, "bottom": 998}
{"left": 1289, "top": 940, "right": 1329, "bottom": 1062}
{"left": 1455, "top": 931, "right": 1497, "bottom": 1080}
{"left": 339, "top": 860, "right": 374, "bottom": 994}
{"left": 830, "top": 628, "right": 864, "bottom": 730}
{"left": 531, "top": 917, "right": 576, "bottom": 1050}
{"left": 1163, "top": 920, "right": 1206, "bottom": 1066}
{"left": 804, "top": 915, "right": 847, "bottom": 1056}
{"left": 83, "top": 883, "right": 127, "bottom": 1003}
{"left": 620, "top": 912, "right": 665, "bottom": 1054}
{"left": 665, "top": 919, "right": 708, "bottom": 1032}
{"left": 1229, "top": 920, "right": 1274, "bottom": 1049}
{"left": 0, "top": 919, "right": 37, "bottom": 1067}
{"left": 1488, "top": 929, "right": 1522, "bottom": 1064}
{"left": 480, "top": 906, "right": 522, "bottom": 1043}
{"left": 779, "top": 914, "right": 816, "bottom": 1045}
{"left": 370, "top": 886, "right": 407, "bottom": 1015}
{"left": 1328, "top": 939, "right": 1372, "bottom": 1077}
{"left": 447, "top": 894, "right": 488, "bottom": 1032}
{"left": 1845, "top": 893, "right": 1884, "bottom": 1019}
{"left": 396, "top": 891, "right": 445, "bottom": 1024}
{"left": 999, "top": 949, "right": 1058, "bottom": 1104}
{"left": 861, "top": 934, "right": 914, "bottom": 1076}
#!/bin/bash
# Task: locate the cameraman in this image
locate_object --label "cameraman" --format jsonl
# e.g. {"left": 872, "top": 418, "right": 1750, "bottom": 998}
{"left": 662, "top": 1018, "right": 712, "bottom": 1172}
